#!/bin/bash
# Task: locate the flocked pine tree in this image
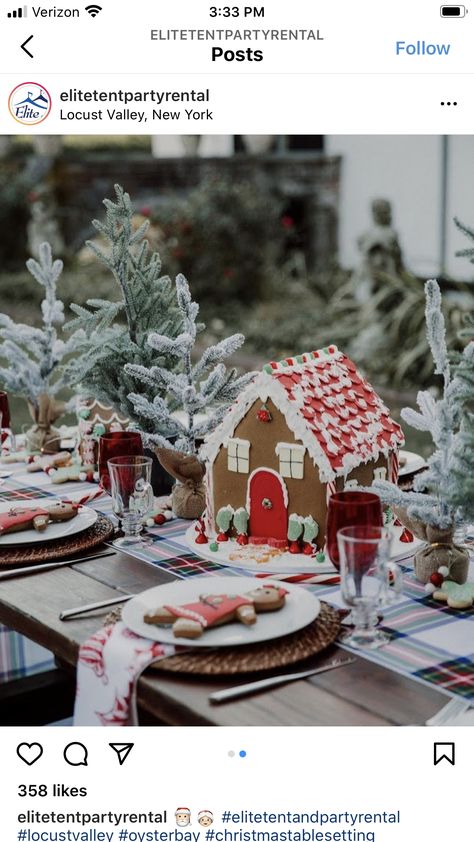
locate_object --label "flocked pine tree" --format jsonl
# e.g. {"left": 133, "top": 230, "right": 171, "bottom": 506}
{"left": 442, "top": 217, "right": 474, "bottom": 522}
{"left": 125, "top": 273, "right": 255, "bottom": 454}
{"left": 372, "top": 279, "right": 470, "bottom": 530}
{"left": 0, "top": 241, "right": 84, "bottom": 408}
{"left": 64, "top": 184, "right": 181, "bottom": 439}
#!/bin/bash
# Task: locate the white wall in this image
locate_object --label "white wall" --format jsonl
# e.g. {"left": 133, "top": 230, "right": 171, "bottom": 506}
{"left": 326, "top": 135, "right": 474, "bottom": 280}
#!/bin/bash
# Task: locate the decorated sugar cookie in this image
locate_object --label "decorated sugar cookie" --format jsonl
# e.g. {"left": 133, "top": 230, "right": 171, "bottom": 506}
{"left": 144, "top": 584, "right": 287, "bottom": 639}
{"left": 433, "top": 580, "right": 474, "bottom": 609}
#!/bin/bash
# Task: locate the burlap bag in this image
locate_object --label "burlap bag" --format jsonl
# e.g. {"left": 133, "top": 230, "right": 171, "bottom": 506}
{"left": 393, "top": 504, "right": 469, "bottom": 584}
{"left": 155, "top": 447, "right": 206, "bottom": 519}
{"left": 25, "top": 394, "right": 65, "bottom": 454}
{"left": 414, "top": 542, "right": 469, "bottom": 585}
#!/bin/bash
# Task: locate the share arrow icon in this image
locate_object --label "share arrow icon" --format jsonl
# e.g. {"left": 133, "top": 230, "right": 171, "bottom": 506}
{"left": 109, "top": 743, "right": 134, "bottom": 766}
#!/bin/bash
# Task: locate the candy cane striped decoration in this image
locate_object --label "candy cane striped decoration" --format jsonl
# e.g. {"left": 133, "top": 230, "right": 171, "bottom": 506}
{"left": 390, "top": 450, "right": 399, "bottom": 484}
{"left": 326, "top": 479, "right": 337, "bottom": 505}
{"left": 61, "top": 487, "right": 105, "bottom": 507}
{"left": 256, "top": 572, "right": 340, "bottom": 585}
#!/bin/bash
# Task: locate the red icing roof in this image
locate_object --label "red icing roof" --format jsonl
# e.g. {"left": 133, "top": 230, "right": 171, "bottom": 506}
{"left": 268, "top": 350, "right": 404, "bottom": 475}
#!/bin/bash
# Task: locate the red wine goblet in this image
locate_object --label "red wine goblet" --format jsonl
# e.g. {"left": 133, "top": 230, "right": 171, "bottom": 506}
{"left": 326, "top": 490, "right": 383, "bottom": 571}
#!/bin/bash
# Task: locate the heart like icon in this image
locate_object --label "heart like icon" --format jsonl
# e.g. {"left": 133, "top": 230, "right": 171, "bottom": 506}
{"left": 17, "top": 742, "right": 43, "bottom": 766}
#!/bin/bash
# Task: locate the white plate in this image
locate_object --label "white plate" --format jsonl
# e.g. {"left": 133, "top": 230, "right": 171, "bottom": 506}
{"left": 398, "top": 450, "right": 427, "bottom": 477}
{"left": 121, "top": 576, "right": 321, "bottom": 647}
{"left": 0, "top": 499, "right": 98, "bottom": 546}
{"left": 185, "top": 523, "right": 423, "bottom": 573}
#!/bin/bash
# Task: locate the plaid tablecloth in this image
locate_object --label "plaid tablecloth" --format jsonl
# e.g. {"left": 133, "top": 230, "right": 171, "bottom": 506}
{"left": 1, "top": 460, "right": 473, "bottom": 702}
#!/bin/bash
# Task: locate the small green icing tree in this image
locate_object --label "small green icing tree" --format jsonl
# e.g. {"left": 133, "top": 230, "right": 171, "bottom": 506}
{"left": 233, "top": 507, "right": 249, "bottom": 536}
{"left": 303, "top": 516, "right": 319, "bottom": 544}
{"left": 216, "top": 505, "right": 234, "bottom": 534}
{"left": 287, "top": 514, "right": 304, "bottom": 542}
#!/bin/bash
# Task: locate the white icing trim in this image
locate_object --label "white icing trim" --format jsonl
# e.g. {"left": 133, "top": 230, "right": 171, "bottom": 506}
{"left": 246, "top": 468, "right": 289, "bottom": 516}
{"left": 226, "top": 437, "right": 250, "bottom": 452}
{"left": 167, "top": 606, "right": 208, "bottom": 627}
{"left": 275, "top": 442, "right": 305, "bottom": 456}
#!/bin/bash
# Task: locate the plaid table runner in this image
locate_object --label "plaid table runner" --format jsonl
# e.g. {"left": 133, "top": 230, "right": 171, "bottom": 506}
{"left": 0, "top": 460, "right": 473, "bottom": 704}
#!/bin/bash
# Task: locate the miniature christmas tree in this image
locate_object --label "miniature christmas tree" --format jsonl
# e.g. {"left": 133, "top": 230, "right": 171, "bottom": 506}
{"left": 0, "top": 242, "right": 84, "bottom": 426}
{"left": 64, "top": 184, "right": 181, "bottom": 439}
{"left": 443, "top": 220, "right": 474, "bottom": 521}
{"left": 372, "top": 279, "right": 470, "bottom": 530}
{"left": 0, "top": 242, "right": 86, "bottom": 452}
{"left": 446, "top": 362, "right": 474, "bottom": 522}
{"left": 126, "top": 274, "right": 255, "bottom": 454}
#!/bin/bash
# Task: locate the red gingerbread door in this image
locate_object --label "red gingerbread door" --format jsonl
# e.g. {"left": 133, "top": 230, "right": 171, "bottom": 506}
{"left": 248, "top": 469, "right": 288, "bottom": 542}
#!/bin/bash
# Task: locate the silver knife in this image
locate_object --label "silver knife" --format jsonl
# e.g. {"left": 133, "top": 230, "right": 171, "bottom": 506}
{"left": 0, "top": 550, "right": 116, "bottom": 582}
{"left": 209, "top": 656, "right": 356, "bottom": 704}
{"left": 59, "top": 593, "right": 133, "bottom": 620}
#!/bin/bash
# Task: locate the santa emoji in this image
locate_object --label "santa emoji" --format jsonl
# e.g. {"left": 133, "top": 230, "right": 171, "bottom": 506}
{"left": 175, "top": 808, "right": 191, "bottom": 827}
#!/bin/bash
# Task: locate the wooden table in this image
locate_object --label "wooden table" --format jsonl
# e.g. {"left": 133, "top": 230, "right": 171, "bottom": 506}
{"left": 0, "top": 546, "right": 451, "bottom": 726}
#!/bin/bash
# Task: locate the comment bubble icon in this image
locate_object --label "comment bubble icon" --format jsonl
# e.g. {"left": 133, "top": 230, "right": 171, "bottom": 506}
{"left": 63, "top": 742, "right": 88, "bottom": 767}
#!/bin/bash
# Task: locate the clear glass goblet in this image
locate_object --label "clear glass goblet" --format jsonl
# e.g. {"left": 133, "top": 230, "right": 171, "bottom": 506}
{"left": 337, "top": 525, "right": 402, "bottom": 649}
{"left": 107, "top": 455, "right": 154, "bottom": 547}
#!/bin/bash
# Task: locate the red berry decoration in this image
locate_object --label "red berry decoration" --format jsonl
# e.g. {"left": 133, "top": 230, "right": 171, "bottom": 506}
{"left": 154, "top": 513, "right": 166, "bottom": 525}
{"left": 289, "top": 540, "right": 300, "bottom": 554}
{"left": 257, "top": 404, "right": 272, "bottom": 423}
{"left": 429, "top": 571, "right": 444, "bottom": 588}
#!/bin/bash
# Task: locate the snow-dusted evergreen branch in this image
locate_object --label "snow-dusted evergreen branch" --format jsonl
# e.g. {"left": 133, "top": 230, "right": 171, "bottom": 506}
{"left": 63, "top": 184, "right": 182, "bottom": 438}
{"left": 0, "top": 243, "right": 84, "bottom": 408}
{"left": 126, "top": 273, "right": 255, "bottom": 454}
{"left": 374, "top": 279, "right": 464, "bottom": 530}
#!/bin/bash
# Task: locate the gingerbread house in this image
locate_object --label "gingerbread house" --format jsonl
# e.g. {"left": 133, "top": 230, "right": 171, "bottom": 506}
{"left": 76, "top": 398, "right": 129, "bottom": 467}
{"left": 202, "top": 346, "right": 404, "bottom": 552}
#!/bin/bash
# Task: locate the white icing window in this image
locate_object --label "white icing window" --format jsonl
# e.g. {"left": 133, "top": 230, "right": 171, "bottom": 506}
{"left": 275, "top": 443, "right": 305, "bottom": 480}
{"left": 345, "top": 479, "right": 359, "bottom": 490}
{"left": 373, "top": 467, "right": 387, "bottom": 481}
{"left": 227, "top": 438, "right": 250, "bottom": 474}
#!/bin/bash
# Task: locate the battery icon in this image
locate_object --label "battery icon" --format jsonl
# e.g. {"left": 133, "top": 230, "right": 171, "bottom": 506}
{"left": 440, "top": 5, "right": 466, "bottom": 15}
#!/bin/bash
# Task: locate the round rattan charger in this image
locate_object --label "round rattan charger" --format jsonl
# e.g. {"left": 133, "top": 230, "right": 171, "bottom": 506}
{"left": 0, "top": 514, "right": 115, "bottom": 567}
{"left": 106, "top": 600, "right": 341, "bottom": 676}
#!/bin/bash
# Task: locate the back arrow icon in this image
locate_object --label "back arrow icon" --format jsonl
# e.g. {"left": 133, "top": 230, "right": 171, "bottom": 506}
{"left": 21, "top": 35, "right": 34, "bottom": 58}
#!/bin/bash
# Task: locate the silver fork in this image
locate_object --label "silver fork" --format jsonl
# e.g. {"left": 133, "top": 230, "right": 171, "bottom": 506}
{"left": 425, "top": 697, "right": 471, "bottom": 726}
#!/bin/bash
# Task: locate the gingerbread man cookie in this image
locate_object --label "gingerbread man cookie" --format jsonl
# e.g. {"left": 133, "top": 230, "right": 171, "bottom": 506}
{"left": 144, "top": 584, "right": 288, "bottom": 639}
{"left": 27, "top": 452, "right": 72, "bottom": 474}
{"left": 0, "top": 501, "right": 80, "bottom": 535}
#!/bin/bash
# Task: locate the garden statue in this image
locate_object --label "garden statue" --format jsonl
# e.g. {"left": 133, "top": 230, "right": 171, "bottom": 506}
{"left": 353, "top": 198, "right": 405, "bottom": 301}
{"left": 27, "top": 189, "right": 64, "bottom": 258}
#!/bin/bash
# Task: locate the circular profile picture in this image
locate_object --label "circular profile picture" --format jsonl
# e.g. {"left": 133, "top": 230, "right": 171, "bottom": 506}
{"left": 8, "top": 82, "right": 52, "bottom": 125}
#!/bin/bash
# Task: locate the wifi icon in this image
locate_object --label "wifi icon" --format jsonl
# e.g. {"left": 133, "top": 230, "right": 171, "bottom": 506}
{"left": 85, "top": 4, "right": 102, "bottom": 16}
